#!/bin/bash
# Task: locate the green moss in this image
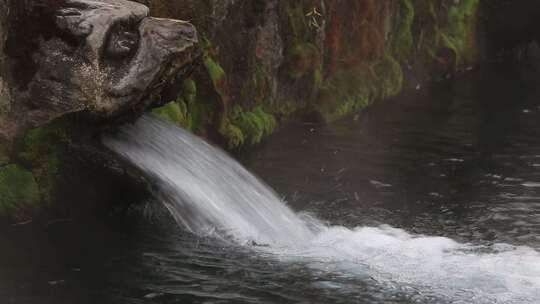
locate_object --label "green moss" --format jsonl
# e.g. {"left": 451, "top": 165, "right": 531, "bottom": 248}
{"left": 180, "top": 78, "right": 215, "bottom": 132}
{"left": 255, "top": 107, "right": 277, "bottom": 134}
{"left": 313, "top": 0, "right": 479, "bottom": 123}
{"left": 419, "top": 2, "right": 439, "bottom": 53}
{"left": 219, "top": 105, "right": 277, "bottom": 148}
{"left": 273, "top": 101, "right": 301, "bottom": 120}
{"left": 200, "top": 38, "right": 277, "bottom": 148}
{"left": 287, "top": 42, "right": 320, "bottom": 79}
{"left": 0, "top": 164, "right": 39, "bottom": 214}
{"left": 374, "top": 52, "right": 404, "bottom": 99}
{"left": 438, "top": 0, "right": 479, "bottom": 65}
{"left": 282, "top": 1, "right": 323, "bottom": 90}
{"left": 236, "top": 106, "right": 276, "bottom": 144}
{"left": 313, "top": 66, "right": 323, "bottom": 90}
{"left": 20, "top": 126, "right": 65, "bottom": 203}
{"left": 316, "top": 65, "right": 374, "bottom": 122}
{"left": 202, "top": 39, "right": 229, "bottom": 100}
{"left": 202, "top": 38, "right": 227, "bottom": 101}
{"left": 181, "top": 78, "right": 197, "bottom": 130}
{"left": 201, "top": 39, "right": 234, "bottom": 138}
{"left": 151, "top": 77, "right": 215, "bottom": 133}
{"left": 219, "top": 118, "right": 245, "bottom": 149}
{"left": 315, "top": 51, "right": 403, "bottom": 122}
{"left": 235, "top": 106, "right": 272, "bottom": 145}
{"left": 393, "top": 0, "right": 415, "bottom": 62}
{"left": 203, "top": 55, "right": 226, "bottom": 86}
{"left": 152, "top": 101, "right": 187, "bottom": 126}
{"left": 182, "top": 78, "right": 197, "bottom": 104}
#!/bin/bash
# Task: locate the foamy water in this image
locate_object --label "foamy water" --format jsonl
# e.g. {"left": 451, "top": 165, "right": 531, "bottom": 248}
{"left": 104, "top": 115, "right": 540, "bottom": 304}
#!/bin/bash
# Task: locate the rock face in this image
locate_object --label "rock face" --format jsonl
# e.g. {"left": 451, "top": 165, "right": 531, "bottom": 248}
{"left": 141, "top": 0, "right": 482, "bottom": 148}
{"left": 0, "top": 0, "right": 198, "bottom": 141}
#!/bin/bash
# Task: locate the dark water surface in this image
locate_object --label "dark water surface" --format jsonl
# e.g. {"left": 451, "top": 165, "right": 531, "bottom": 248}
{"left": 2, "top": 72, "right": 540, "bottom": 303}
{"left": 244, "top": 80, "right": 540, "bottom": 249}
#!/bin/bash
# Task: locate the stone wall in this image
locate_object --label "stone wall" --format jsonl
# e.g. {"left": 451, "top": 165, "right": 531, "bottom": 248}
{"left": 142, "top": 0, "right": 481, "bottom": 148}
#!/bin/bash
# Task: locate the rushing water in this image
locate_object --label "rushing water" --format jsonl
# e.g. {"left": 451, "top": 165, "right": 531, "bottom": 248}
{"left": 2, "top": 75, "right": 540, "bottom": 304}
{"left": 102, "top": 109, "right": 540, "bottom": 304}
{"left": 104, "top": 116, "right": 314, "bottom": 246}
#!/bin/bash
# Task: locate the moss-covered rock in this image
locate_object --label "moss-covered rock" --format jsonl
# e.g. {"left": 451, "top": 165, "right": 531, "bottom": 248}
{"left": 152, "top": 76, "right": 219, "bottom": 134}
{"left": 152, "top": 100, "right": 189, "bottom": 126}
{"left": 216, "top": 105, "right": 278, "bottom": 149}
{"left": 202, "top": 43, "right": 229, "bottom": 112}
{"left": 143, "top": 0, "right": 482, "bottom": 147}
{"left": 204, "top": 55, "right": 227, "bottom": 87}
{"left": 411, "top": 0, "right": 479, "bottom": 70}
{"left": 439, "top": 0, "right": 479, "bottom": 65}
{"left": 182, "top": 78, "right": 197, "bottom": 104}
{"left": 374, "top": 52, "right": 404, "bottom": 99}
{"left": 316, "top": 67, "right": 373, "bottom": 122}
{"left": 393, "top": 0, "right": 415, "bottom": 63}
{"left": 0, "top": 164, "right": 39, "bottom": 215}
{"left": 231, "top": 105, "right": 277, "bottom": 145}
{"left": 19, "top": 126, "right": 66, "bottom": 203}
{"left": 219, "top": 119, "right": 245, "bottom": 149}
{"left": 314, "top": 51, "right": 403, "bottom": 123}
{"left": 287, "top": 42, "right": 320, "bottom": 79}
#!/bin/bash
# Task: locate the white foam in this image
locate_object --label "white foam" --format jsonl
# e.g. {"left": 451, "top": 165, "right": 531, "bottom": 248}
{"left": 268, "top": 225, "right": 540, "bottom": 303}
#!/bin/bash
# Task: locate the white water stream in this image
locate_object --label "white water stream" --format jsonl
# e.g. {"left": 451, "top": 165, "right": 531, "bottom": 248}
{"left": 104, "top": 115, "right": 540, "bottom": 304}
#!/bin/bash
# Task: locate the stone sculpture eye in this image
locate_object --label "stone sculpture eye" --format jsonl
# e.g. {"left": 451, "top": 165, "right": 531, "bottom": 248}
{"left": 105, "top": 26, "right": 139, "bottom": 59}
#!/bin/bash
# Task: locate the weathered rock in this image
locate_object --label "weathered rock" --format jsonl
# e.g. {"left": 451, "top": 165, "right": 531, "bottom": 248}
{"left": 140, "top": 0, "right": 483, "bottom": 146}
{"left": 253, "top": 0, "right": 283, "bottom": 106}
{"left": 0, "top": 0, "right": 199, "bottom": 218}
{"left": 0, "top": 164, "right": 39, "bottom": 216}
{"left": 0, "top": 0, "right": 199, "bottom": 141}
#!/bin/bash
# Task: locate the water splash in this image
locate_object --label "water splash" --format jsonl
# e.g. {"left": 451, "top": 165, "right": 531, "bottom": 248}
{"left": 104, "top": 115, "right": 540, "bottom": 303}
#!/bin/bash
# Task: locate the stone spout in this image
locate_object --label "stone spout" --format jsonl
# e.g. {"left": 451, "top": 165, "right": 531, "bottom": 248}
{"left": 0, "top": 0, "right": 199, "bottom": 140}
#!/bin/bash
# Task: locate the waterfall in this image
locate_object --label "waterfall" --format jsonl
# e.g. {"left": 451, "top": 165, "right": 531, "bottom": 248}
{"left": 104, "top": 115, "right": 540, "bottom": 304}
{"left": 103, "top": 115, "right": 315, "bottom": 246}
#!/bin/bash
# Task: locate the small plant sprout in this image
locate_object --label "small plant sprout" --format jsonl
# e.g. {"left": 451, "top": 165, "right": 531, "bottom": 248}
{"left": 306, "top": 7, "right": 323, "bottom": 30}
